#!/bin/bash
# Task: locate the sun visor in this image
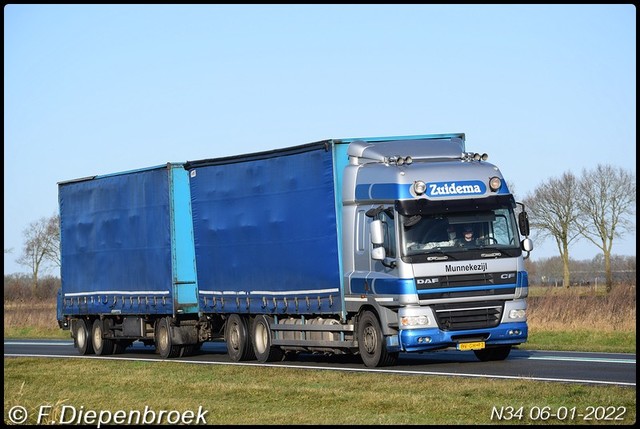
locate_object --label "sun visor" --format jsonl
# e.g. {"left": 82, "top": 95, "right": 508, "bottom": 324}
{"left": 395, "top": 194, "right": 516, "bottom": 216}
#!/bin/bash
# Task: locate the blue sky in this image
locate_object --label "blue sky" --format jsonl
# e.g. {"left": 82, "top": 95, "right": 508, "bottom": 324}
{"left": 4, "top": 4, "right": 636, "bottom": 275}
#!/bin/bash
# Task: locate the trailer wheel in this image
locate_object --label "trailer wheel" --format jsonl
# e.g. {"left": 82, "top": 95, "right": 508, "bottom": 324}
{"left": 92, "top": 319, "right": 114, "bottom": 355}
{"left": 75, "top": 319, "right": 94, "bottom": 355}
{"left": 357, "top": 311, "right": 398, "bottom": 367}
{"left": 474, "top": 345, "right": 512, "bottom": 362}
{"left": 155, "top": 317, "right": 180, "bottom": 359}
{"left": 113, "top": 340, "right": 132, "bottom": 354}
{"left": 180, "top": 342, "right": 203, "bottom": 358}
{"left": 251, "top": 315, "right": 283, "bottom": 362}
{"left": 225, "top": 314, "right": 256, "bottom": 361}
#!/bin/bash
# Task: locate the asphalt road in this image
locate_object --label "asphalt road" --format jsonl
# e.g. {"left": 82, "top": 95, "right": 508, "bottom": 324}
{"left": 4, "top": 339, "right": 635, "bottom": 387}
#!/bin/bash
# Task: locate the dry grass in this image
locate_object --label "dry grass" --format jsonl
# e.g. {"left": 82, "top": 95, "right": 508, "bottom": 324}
{"left": 527, "top": 284, "right": 636, "bottom": 332}
{"left": 5, "top": 302, "right": 59, "bottom": 325}
{"left": 4, "top": 301, "right": 66, "bottom": 338}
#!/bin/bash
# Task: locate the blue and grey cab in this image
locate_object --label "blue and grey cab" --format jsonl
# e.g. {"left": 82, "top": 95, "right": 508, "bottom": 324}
{"left": 340, "top": 133, "right": 533, "bottom": 364}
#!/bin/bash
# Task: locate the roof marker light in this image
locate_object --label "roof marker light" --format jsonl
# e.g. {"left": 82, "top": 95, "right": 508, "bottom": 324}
{"left": 413, "top": 181, "right": 427, "bottom": 195}
{"left": 489, "top": 176, "right": 502, "bottom": 192}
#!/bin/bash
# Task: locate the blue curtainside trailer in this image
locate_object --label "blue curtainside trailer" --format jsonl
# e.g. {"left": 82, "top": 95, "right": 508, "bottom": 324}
{"left": 186, "top": 142, "right": 347, "bottom": 316}
{"left": 57, "top": 163, "right": 201, "bottom": 357}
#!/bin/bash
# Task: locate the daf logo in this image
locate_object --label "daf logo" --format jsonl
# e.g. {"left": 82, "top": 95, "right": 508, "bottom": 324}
{"left": 416, "top": 278, "right": 439, "bottom": 284}
{"left": 501, "top": 273, "right": 516, "bottom": 279}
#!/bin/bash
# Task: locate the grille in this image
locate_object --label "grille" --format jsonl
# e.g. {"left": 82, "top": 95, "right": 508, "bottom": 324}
{"left": 416, "top": 272, "right": 516, "bottom": 289}
{"left": 432, "top": 300, "right": 504, "bottom": 331}
{"left": 416, "top": 271, "right": 517, "bottom": 300}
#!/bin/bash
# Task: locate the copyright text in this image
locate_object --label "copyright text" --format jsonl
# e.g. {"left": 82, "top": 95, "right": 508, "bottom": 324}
{"left": 8, "top": 405, "right": 208, "bottom": 426}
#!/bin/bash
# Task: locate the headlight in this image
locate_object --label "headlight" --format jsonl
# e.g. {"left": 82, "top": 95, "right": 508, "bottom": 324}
{"left": 400, "top": 315, "right": 430, "bottom": 327}
{"left": 509, "top": 309, "right": 526, "bottom": 319}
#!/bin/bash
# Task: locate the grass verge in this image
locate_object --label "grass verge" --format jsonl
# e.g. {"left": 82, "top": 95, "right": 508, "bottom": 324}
{"left": 4, "top": 358, "right": 636, "bottom": 425}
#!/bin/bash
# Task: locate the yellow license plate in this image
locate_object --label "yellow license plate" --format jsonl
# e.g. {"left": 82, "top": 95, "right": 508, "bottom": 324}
{"left": 457, "top": 341, "right": 485, "bottom": 351}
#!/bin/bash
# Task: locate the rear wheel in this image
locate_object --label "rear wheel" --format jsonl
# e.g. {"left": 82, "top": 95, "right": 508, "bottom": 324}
{"left": 474, "top": 345, "right": 512, "bottom": 361}
{"left": 180, "top": 342, "right": 203, "bottom": 358}
{"left": 357, "top": 311, "right": 398, "bottom": 367}
{"left": 226, "top": 314, "right": 256, "bottom": 361}
{"left": 113, "top": 340, "right": 132, "bottom": 354}
{"left": 92, "top": 319, "right": 114, "bottom": 355}
{"left": 251, "top": 315, "right": 283, "bottom": 362}
{"left": 282, "top": 350, "right": 299, "bottom": 361}
{"left": 75, "top": 319, "right": 94, "bottom": 355}
{"left": 155, "top": 317, "right": 180, "bottom": 359}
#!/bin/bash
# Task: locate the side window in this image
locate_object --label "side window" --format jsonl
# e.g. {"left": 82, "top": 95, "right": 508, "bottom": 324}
{"left": 378, "top": 210, "right": 396, "bottom": 258}
{"left": 356, "top": 209, "right": 366, "bottom": 252}
{"left": 492, "top": 210, "right": 513, "bottom": 245}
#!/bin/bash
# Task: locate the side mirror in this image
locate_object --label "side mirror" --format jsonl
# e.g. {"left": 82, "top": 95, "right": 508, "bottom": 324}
{"left": 521, "top": 238, "right": 534, "bottom": 252}
{"left": 371, "top": 246, "right": 386, "bottom": 261}
{"left": 370, "top": 220, "right": 384, "bottom": 245}
{"left": 518, "top": 210, "right": 530, "bottom": 236}
{"left": 370, "top": 220, "right": 387, "bottom": 261}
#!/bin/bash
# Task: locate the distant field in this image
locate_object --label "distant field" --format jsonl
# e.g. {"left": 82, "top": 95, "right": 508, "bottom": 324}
{"left": 524, "top": 284, "right": 636, "bottom": 353}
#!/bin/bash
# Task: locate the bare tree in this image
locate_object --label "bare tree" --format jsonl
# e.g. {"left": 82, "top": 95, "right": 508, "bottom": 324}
{"left": 576, "top": 164, "right": 636, "bottom": 292}
{"left": 507, "top": 180, "right": 518, "bottom": 200}
{"left": 523, "top": 172, "right": 582, "bottom": 287}
{"left": 16, "top": 213, "right": 60, "bottom": 289}
{"left": 44, "top": 214, "right": 61, "bottom": 268}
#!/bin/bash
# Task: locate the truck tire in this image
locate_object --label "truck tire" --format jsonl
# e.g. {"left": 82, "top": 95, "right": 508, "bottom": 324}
{"left": 357, "top": 310, "right": 398, "bottom": 367}
{"left": 155, "top": 317, "right": 181, "bottom": 359}
{"left": 251, "top": 315, "right": 283, "bottom": 363}
{"left": 113, "top": 340, "right": 132, "bottom": 354}
{"left": 75, "top": 319, "right": 94, "bottom": 355}
{"left": 92, "top": 319, "right": 114, "bottom": 355}
{"left": 225, "top": 314, "right": 256, "bottom": 361}
{"left": 180, "top": 342, "right": 203, "bottom": 358}
{"left": 474, "top": 345, "right": 512, "bottom": 362}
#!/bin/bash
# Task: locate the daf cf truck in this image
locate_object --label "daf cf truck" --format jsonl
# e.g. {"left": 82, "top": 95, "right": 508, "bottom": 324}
{"left": 57, "top": 133, "right": 533, "bottom": 367}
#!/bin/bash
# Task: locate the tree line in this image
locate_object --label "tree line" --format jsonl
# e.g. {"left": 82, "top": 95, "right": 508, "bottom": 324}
{"left": 525, "top": 254, "right": 636, "bottom": 288}
{"left": 522, "top": 164, "right": 635, "bottom": 291}
{"left": 4, "top": 164, "right": 636, "bottom": 292}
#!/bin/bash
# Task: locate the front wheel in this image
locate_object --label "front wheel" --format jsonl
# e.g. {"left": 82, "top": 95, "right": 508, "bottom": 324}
{"left": 474, "top": 345, "right": 512, "bottom": 361}
{"left": 357, "top": 311, "right": 398, "bottom": 367}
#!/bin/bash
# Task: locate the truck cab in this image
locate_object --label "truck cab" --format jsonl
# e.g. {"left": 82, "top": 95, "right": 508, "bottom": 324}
{"left": 340, "top": 134, "right": 533, "bottom": 365}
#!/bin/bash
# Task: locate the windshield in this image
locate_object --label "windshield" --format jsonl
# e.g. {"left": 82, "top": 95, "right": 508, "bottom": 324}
{"left": 400, "top": 205, "right": 521, "bottom": 262}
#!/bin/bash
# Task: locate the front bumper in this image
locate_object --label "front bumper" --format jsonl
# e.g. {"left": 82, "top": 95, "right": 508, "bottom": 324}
{"left": 387, "top": 322, "right": 528, "bottom": 353}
